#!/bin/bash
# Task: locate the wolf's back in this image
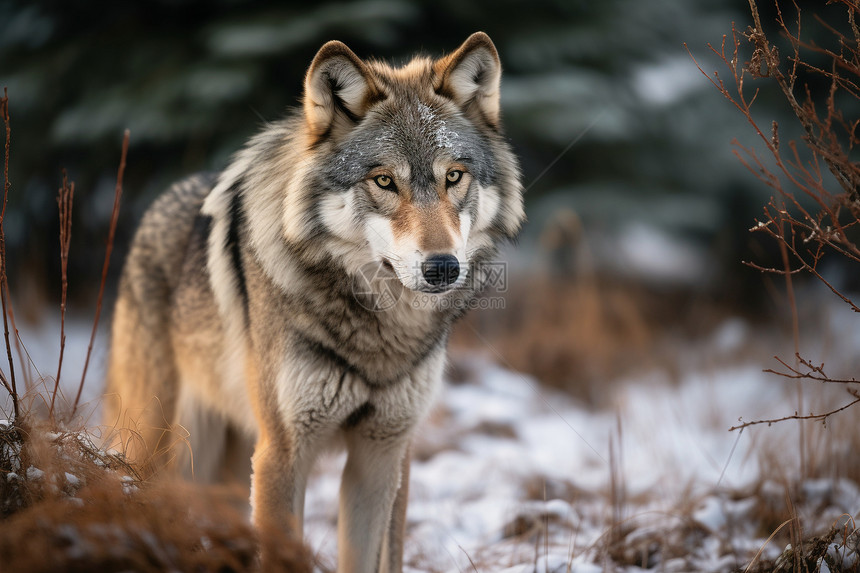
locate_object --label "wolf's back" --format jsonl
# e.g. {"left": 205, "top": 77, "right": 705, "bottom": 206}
{"left": 122, "top": 173, "right": 216, "bottom": 297}
{"left": 104, "top": 173, "right": 217, "bottom": 473}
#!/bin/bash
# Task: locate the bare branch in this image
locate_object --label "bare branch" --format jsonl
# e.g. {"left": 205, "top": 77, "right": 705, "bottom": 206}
{"left": 0, "top": 87, "right": 18, "bottom": 420}
{"left": 49, "top": 171, "right": 75, "bottom": 419}
{"left": 729, "top": 390, "right": 860, "bottom": 431}
{"left": 764, "top": 353, "right": 860, "bottom": 384}
{"left": 691, "top": 0, "right": 860, "bottom": 428}
{"left": 72, "top": 129, "right": 129, "bottom": 418}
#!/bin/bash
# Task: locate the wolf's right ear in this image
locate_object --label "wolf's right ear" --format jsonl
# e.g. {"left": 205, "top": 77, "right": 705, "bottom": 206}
{"left": 303, "top": 41, "right": 381, "bottom": 138}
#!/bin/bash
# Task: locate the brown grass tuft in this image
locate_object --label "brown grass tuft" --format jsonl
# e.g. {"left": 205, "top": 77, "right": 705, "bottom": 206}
{"left": 0, "top": 417, "right": 312, "bottom": 572}
{"left": 0, "top": 480, "right": 311, "bottom": 573}
{"left": 450, "top": 272, "right": 749, "bottom": 406}
{"left": 451, "top": 276, "right": 652, "bottom": 406}
{"left": 0, "top": 418, "right": 137, "bottom": 519}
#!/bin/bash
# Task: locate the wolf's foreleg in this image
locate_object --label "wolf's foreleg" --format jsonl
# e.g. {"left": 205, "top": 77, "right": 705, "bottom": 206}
{"left": 250, "top": 430, "right": 320, "bottom": 538}
{"left": 379, "top": 444, "right": 410, "bottom": 573}
{"left": 338, "top": 434, "right": 411, "bottom": 573}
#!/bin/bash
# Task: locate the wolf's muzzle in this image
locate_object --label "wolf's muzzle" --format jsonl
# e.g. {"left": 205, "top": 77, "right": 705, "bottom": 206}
{"left": 422, "top": 254, "right": 460, "bottom": 288}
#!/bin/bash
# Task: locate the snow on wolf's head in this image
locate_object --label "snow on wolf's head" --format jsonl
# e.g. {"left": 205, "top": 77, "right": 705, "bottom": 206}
{"left": 298, "top": 33, "right": 525, "bottom": 297}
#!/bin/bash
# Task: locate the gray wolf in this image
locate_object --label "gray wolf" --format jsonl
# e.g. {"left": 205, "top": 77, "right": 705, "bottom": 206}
{"left": 104, "top": 32, "right": 524, "bottom": 572}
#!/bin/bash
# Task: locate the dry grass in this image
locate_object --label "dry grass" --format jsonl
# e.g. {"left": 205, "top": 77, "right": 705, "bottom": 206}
{"left": 0, "top": 417, "right": 312, "bottom": 572}
{"left": 451, "top": 276, "right": 649, "bottom": 406}
{"left": 0, "top": 92, "right": 313, "bottom": 572}
{"left": 688, "top": 0, "right": 860, "bottom": 435}
{"left": 450, "top": 270, "right": 762, "bottom": 407}
{"left": 0, "top": 418, "right": 136, "bottom": 518}
{"left": 0, "top": 479, "right": 312, "bottom": 573}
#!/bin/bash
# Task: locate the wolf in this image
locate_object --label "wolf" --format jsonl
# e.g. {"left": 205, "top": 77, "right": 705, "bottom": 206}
{"left": 104, "top": 32, "right": 524, "bottom": 572}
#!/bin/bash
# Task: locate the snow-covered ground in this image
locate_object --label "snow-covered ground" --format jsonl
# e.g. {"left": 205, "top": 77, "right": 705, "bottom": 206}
{"left": 3, "top": 312, "right": 859, "bottom": 572}
{"left": 296, "top": 349, "right": 859, "bottom": 572}
{"left": 304, "top": 310, "right": 860, "bottom": 572}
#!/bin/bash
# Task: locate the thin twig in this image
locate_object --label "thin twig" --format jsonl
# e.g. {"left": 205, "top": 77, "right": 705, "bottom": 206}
{"left": 0, "top": 87, "right": 18, "bottom": 421}
{"left": 49, "top": 170, "right": 74, "bottom": 419}
{"left": 4, "top": 285, "right": 27, "bottom": 393}
{"left": 689, "top": 0, "right": 860, "bottom": 429}
{"left": 72, "top": 129, "right": 128, "bottom": 418}
{"left": 0, "top": 92, "right": 26, "bottom": 390}
{"left": 729, "top": 390, "right": 860, "bottom": 431}
{"left": 764, "top": 353, "right": 859, "bottom": 384}
{"left": 777, "top": 206, "right": 805, "bottom": 476}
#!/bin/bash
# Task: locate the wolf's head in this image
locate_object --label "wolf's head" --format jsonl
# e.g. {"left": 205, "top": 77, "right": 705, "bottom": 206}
{"left": 284, "top": 33, "right": 524, "bottom": 296}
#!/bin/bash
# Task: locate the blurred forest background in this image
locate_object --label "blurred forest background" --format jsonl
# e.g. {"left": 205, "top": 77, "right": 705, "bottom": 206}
{"left": 0, "top": 0, "right": 855, "bottom": 381}
{"left": 3, "top": 3, "right": 860, "bottom": 569}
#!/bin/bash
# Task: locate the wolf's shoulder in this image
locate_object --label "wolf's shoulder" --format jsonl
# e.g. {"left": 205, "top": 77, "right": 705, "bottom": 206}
{"left": 134, "top": 172, "right": 218, "bottom": 243}
{"left": 146, "top": 172, "right": 219, "bottom": 222}
{"left": 123, "top": 172, "right": 219, "bottom": 291}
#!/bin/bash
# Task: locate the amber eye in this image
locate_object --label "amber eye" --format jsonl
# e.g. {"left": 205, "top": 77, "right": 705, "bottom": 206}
{"left": 374, "top": 174, "right": 395, "bottom": 191}
{"left": 446, "top": 170, "right": 463, "bottom": 185}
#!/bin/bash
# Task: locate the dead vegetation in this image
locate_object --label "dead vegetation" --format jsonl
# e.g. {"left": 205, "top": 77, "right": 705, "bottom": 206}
{"left": 0, "top": 412, "right": 312, "bottom": 572}
{"left": 0, "top": 419, "right": 137, "bottom": 518}
{"left": 684, "top": 0, "right": 860, "bottom": 568}
{"left": 2, "top": 3, "right": 860, "bottom": 568}
{"left": 687, "top": 0, "right": 860, "bottom": 428}
{"left": 451, "top": 276, "right": 651, "bottom": 406}
{"left": 0, "top": 424, "right": 311, "bottom": 572}
{"left": 0, "top": 90, "right": 312, "bottom": 572}
{"left": 450, "top": 267, "right": 777, "bottom": 409}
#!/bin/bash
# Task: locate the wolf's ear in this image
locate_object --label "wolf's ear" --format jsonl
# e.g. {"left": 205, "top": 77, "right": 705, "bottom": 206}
{"left": 434, "top": 32, "right": 502, "bottom": 128}
{"left": 303, "top": 41, "right": 380, "bottom": 137}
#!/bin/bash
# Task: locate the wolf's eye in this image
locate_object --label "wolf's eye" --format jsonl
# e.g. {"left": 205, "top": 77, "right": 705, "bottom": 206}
{"left": 446, "top": 170, "right": 463, "bottom": 185}
{"left": 374, "top": 175, "right": 395, "bottom": 191}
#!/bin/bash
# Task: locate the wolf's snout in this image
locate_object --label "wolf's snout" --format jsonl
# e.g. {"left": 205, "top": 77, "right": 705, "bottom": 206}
{"left": 422, "top": 254, "right": 460, "bottom": 287}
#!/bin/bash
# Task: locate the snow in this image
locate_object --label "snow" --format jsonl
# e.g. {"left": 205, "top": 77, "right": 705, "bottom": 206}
{"left": 302, "top": 350, "right": 860, "bottom": 571}
{"left": 26, "top": 466, "right": 44, "bottom": 481}
{"left": 417, "top": 102, "right": 460, "bottom": 151}
{"left": 0, "top": 312, "right": 107, "bottom": 418}
{"left": 3, "top": 313, "right": 858, "bottom": 571}
{"left": 120, "top": 475, "right": 138, "bottom": 494}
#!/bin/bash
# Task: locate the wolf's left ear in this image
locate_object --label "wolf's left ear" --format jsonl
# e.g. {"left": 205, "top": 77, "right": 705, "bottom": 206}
{"left": 434, "top": 32, "right": 502, "bottom": 128}
{"left": 304, "top": 41, "right": 381, "bottom": 137}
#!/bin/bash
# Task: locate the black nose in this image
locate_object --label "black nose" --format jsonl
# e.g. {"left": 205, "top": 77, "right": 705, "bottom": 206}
{"left": 422, "top": 254, "right": 460, "bottom": 287}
